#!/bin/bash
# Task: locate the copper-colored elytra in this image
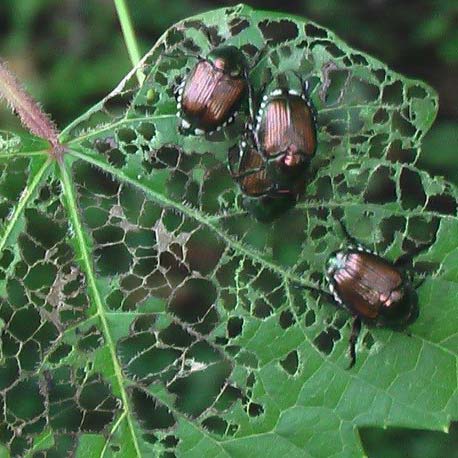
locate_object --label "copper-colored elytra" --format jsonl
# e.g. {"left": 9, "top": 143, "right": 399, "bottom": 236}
{"left": 332, "top": 252, "right": 404, "bottom": 321}
{"left": 181, "top": 61, "right": 246, "bottom": 128}
{"left": 240, "top": 169, "right": 271, "bottom": 197}
{"left": 259, "top": 95, "right": 316, "bottom": 160}
{"left": 236, "top": 148, "right": 271, "bottom": 196}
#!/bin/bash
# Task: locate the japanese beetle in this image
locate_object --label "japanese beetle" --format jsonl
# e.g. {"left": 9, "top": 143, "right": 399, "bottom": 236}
{"left": 228, "top": 142, "right": 303, "bottom": 222}
{"left": 326, "top": 244, "right": 420, "bottom": 369}
{"left": 176, "top": 46, "right": 248, "bottom": 135}
{"left": 253, "top": 82, "right": 317, "bottom": 181}
{"left": 229, "top": 79, "right": 317, "bottom": 221}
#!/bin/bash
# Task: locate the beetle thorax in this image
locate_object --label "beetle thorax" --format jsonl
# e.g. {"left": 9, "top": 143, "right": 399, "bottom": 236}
{"left": 380, "top": 288, "right": 404, "bottom": 308}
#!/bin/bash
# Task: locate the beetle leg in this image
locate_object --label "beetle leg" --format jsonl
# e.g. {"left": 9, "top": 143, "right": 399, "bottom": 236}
{"left": 348, "top": 317, "right": 362, "bottom": 369}
{"left": 246, "top": 69, "right": 256, "bottom": 124}
{"left": 227, "top": 144, "right": 243, "bottom": 178}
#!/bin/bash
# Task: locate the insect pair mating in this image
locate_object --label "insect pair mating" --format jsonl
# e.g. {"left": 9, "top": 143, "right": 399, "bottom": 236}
{"left": 172, "top": 44, "right": 318, "bottom": 221}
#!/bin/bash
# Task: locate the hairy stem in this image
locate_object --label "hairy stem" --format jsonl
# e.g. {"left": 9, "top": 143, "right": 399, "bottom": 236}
{"left": 114, "top": 0, "right": 145, "bottom": 85}
{"left": 0, "top": 59, "right": 63, "bottom": 158}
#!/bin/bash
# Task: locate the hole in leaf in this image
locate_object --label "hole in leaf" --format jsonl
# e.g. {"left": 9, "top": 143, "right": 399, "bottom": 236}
{"left": 95, "top": 243, "right": 132, "bottom": 276}
{"left": 305, "top": 23, "right": 328, "bottom": 38}
{"left": 227, "top": 317, "right": 243, "bottom": 338}
{"left": 117, "top": 128, "right": 137, "bottom": 143}
{"left": 280, "top": 350, "right": 299, "bottom": 375}
{"left": 0, "top": 358, "right": 19, "bottom": 390}
{"left": 279, "top": 310, "right": 294, "bottom": 329}
{"left": 386, "top": 140, "right": 416, "bottom": 164}
{"left": 202, "top": 416, "right": 229, "bottom": 436}
{"left": 426, "top": 194, "right": 457, "bottom": 215}
{"left": 7, "top": 377, "right": 45, "bottom": 421}
{"left": 9, "top": 306, "right": 41, "bottom": 341}
{"left": 363, "top": 332, "right": 375, "bottom": 350}
{"left": 169, "top": 358, "right": 232, "bottom": 418}
{"left": 229, "top": 17, "right": 249, "bottom": 35}
{"left": 169, "top": 278, "right": 217, "bottom": 327}
{"left": 382, "top": 80, "right": 403, "bottom": 105}
{"left": 400, "top": 168, "right": 426, "bottom": 209}
{"left": 253, "top": 298, "right": 272, "bottom": 319}
{"left": 186, "top": 228, "right": 225, "bottom": 275}
{"left": 247, "top": 402, "right": 264, "bottom": 417}
{"left": 313, "top": 327, "right": 341, "bottom": 355}
{"left": 26, "top": 209, "right": 66, "bottom": 249}
{"left": 48, "top": 343, "right": 73, "bottom": 364}
{"left": 162, "top": 435, "right": 180, "bottom": 447}
{"left": 258, "top": 19, "right": 299, "bottom": 44}
{"left": 159, "top": 322, "right": 195, "bottom": 348}
{"left": 77, "top": 327, "right": 103, "bottom": 352}
{"left": 214, "top": 385, "right": 242, "bottom": 412}
{"left": 305, "top": 309, "right": 316, "bottom": 327}
{"left": 130, "top": 387, "right": 176, "bottom": 431}
{"left": 364, "top": 167, "right": 397, "bottom": 204}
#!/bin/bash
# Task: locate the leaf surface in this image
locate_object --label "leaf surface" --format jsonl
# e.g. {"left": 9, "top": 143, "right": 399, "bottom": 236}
{"left": 0, "top": 5, "right": 454, "bottom": 458}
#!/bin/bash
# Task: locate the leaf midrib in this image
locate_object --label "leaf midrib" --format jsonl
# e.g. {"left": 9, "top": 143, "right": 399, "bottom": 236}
{"left": 59, "top": 158, "right": 143, "bottom": 457}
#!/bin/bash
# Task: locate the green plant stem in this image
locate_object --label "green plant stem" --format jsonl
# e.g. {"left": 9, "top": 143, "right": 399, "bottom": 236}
{"left": 114, "top": 0, "right": 145, "bottom": 85}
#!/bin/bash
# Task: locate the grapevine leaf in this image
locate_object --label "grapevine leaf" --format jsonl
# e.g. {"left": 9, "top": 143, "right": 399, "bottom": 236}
{"left": 1, "top": 5, "right": 456, "bottom": 458}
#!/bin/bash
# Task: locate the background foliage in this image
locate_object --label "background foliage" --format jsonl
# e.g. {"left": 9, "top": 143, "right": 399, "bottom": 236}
{"left": 1, "top": 0, "right": 457, "bottom": 185}
{"left": 0, "top": 1, "right": 457, "bottom": 457}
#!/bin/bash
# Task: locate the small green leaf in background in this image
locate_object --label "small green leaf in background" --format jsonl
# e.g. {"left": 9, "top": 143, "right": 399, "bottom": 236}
{"left": 0, "top": 4, "right": 456, "bottom": 457}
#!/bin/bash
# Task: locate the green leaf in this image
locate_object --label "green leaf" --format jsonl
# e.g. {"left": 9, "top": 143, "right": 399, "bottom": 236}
{"left": 0, "top": 4, "right": 455, "bottom": 457}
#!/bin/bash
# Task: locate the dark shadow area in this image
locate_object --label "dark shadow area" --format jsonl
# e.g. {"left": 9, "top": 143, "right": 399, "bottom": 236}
{"left": 360, "top": 423, "right": 458, "bottom": 458}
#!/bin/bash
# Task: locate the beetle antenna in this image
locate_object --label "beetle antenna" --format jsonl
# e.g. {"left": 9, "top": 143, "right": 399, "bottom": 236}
{"left": 347, "top": 317, "right": 361, "bottom": 369}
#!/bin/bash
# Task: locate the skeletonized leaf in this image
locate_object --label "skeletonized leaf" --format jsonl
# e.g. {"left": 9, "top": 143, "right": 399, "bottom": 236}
{"left": 1, "top": 5, "right": 456, "bottom": 458}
